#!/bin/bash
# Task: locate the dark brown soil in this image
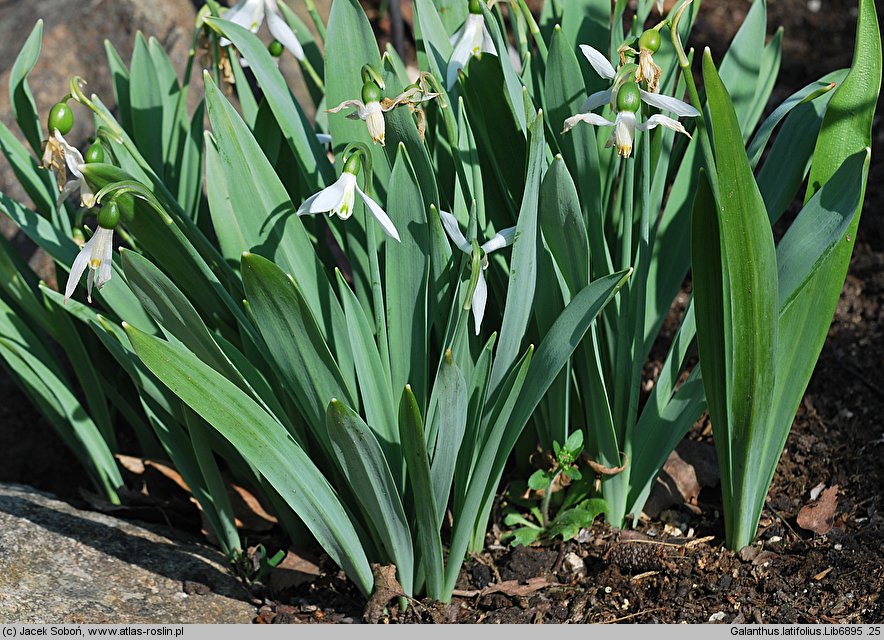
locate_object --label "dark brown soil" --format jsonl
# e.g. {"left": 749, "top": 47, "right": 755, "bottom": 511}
{"left": 1, "top": 0, "right": 881, "bottom": 625}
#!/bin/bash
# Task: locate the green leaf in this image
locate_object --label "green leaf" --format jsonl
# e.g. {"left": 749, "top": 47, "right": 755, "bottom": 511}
{"left": 104, "top": 39, "right": 133, "bottom": 135}
{"left": 697, "top": 50, "right": 779, "bottom": 548}
{"left": 543, "top": 27, "right": 602, "bottom": 235}
{"left": 326, "top": 399, "right": 414, "bottom": 596}
{"left": 126, "top": 324, "right": 373, "bottom": 596}
{"left": 242, "top": 252, "right": 355, "bottom": 444}
{"left": 539, "top": 155, "right": 589, "bottom": 296}
{"left": 427, "top": 350, "right": 468, "bottom": 524}
{"left": 385, "top": 146, "right": 430, "bottom": 407}
{"left": 718, "top": 0, "right": 767, "bottom": 138}
{"left": 398, "top": 385, "right": 444, "bottom": 599}
{"left": 335, "top": 269, "right": 399, "bottom": 460}
{"left": 129, "top": 33, "right": 166, "bottom": 177}
{"left": 9, "top": 20, "right": 43, "bottom": 155}
{"left": 489, "top": 110, "right": 545, "bottom": 391}
{"left": 546, "top": 499, "right": 606, "bottom": 541}
{"left": 205, "top": 17, "right": 334, "bottom": 190}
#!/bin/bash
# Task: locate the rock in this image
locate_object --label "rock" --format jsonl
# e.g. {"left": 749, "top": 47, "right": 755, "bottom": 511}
{"left": 0, "top": 483, "right": 255, "bottom": 623}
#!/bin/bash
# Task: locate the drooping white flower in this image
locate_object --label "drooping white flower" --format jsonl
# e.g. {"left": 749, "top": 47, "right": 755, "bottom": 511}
{"left": 563, "top": 110, "right": 692, "bottom": 159}
{"left": 41, "top": 130, "right": 96, "bottom": 209}
{"left": 221, "top": 0, "right": 304, "bottom": 61}
{"left": 298, "top": 168, "right": 400, "bottom": 242}
{"left": 65, "top": 226, "right": 114, "bottom": 304}
{"left": 327, "top": 99, "right": 389, "bottom": 145}
{"left": 446, "top": 10, "right": 495, "bottom": 89}
{"left": 577, "top": 45, "right": 696, "bottom": 110}
{"left": 440, "top": 210, "right": 515, "bottom": 334}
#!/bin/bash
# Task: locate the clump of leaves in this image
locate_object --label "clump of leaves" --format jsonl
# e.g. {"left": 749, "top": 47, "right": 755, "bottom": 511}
{"left": 231, "top": 544, "right": 286, "bottom": 585}
{"left": 503, "top": 432, "right": 607, "bottom": 546}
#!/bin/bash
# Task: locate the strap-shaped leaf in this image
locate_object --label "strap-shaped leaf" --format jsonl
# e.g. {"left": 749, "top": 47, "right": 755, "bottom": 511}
{"left": 398, "top": 385, "right": 444, "bottom": 599}
{"left": 489, "top": 110, "right": 545, "bottom": 392}
{"left": 427, "top": 350, "right": 468, "bottom": 525}
{"left": 335, "top": 269, "right": 399, "bottom": 460}
{"left": 326, "top": 399, "right": 414, "bottom": 596}
{"left": 386, "top": 146, "right": 430, "bottom": 408}
{"left": 242, "top": 252, "right": 356, "bottom": 443}
{"left": 9, "top": 20, "right": 43, "bottom": 155}
{"left": 698, "top": 50, "right": 779, "bottom": 548}
{"left": 126, "top": 323, "right": 373, "bottom": 596}
{"left": 205, "top": 17, "right": 334, "bottom": 191}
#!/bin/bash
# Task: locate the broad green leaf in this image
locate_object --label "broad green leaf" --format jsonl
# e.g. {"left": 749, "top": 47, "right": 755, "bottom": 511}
{"left": 242, "top": 252, "right": 355, "bottom": 443}
{"left": 129, "top": 33, "right": 166, "bottom": 176}
{"left": 544, "top": 26, "right": 603, "bottom": 241}
{"left": 718, "top": 0, "right": 766, "bottom": 138}
{"left": 0, "top": 121, "right": 57, "bottom": 217}
{"left": 104, "top": 39, "right": 133, "bottom": 135}
{"left": 698, "top": 50, "right": 779, "bottom": 548}
{"left": 427, "top": 350, "right": 468, "bottom": 525}
{"left": 326, "top": 399, "right": 414, "bottom": 595}
{"left": 126, "top": 324, "right": 373, "bottom": 596}
{"left": 398, "top": 385, "right": 444, "bottom": 600}
{"left": 385, "top": 147, "right": 430, "bottom": 407}
{"left": 335, "top": 270, "right": 399, "bottom": 460}
{"left": 9, "top": 20, "right": 43, "bottom": 155}
{"left": 205, "top": 17, "right": 334, "bottom": 190}
{"left": 489, "top": 110, "right": 545, "bottom": 391}
{"left": 539, "top": 156, "right": 589, "bottom": 296}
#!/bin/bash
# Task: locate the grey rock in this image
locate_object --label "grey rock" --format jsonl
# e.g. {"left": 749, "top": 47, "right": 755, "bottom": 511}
{"left": 0, "top": 483, "right": 256, "bottom": 623}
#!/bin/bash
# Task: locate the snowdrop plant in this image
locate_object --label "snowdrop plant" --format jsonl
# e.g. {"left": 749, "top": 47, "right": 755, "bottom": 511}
{"left": 0, "top": 0, "right": 878, "bottom": 610}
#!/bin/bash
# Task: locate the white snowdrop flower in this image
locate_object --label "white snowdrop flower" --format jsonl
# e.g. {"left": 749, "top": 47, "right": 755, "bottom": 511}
{"left": 65, "top": 203, "right": 120, "bottom": 304}
{"left": 439, "top": 210, "right": 515, "bottom": 334}
{"left": 42, "top": 130, "right": 96, "bottom": 209}
{"left": 297, "top": 154, "right": 400, "bottom": 242}
{"left": 446, "top": 0, "right": 495, "bottom": 89}
{"left": 221, "top": 0, "right": 304, "bottom": 61}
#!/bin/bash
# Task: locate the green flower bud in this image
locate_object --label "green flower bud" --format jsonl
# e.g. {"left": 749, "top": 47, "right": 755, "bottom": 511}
{"left": 85, "top": 141, "right": 104, "bottom": 164}
{"left": 97, "top": 202, "right": 120, "bottom": 230}
{"left": 268, "top": 39, "right": 284, "bottom": 58}
{"left": 361, "top": 81, "right": 382, "bottom": 104}
{"left": 48, "top": 102, "right": 74, "bottom": 135}
{"left": 72, "top": 227, "right": 86, "bottom": 245}
{"left": 468, "top": 0, "right": 483, "bottom": 15}
{"left": 639, "top": 29, "right": 662, "bottom": 53}
{"left": 616, "top": 82, "right": 642, "bottom": 113}
{"left": 342, "top": 152, "right": 362, "bottom": 176}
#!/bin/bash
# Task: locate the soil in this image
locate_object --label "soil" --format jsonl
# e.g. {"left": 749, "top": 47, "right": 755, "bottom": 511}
{"left": 1, "top": 0, "right": 882, "bottom": 625}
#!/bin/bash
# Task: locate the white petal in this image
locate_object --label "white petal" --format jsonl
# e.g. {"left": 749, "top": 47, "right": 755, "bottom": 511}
{"left": 580, "top": 89, "right": 613, "bottom": 113}
{"left": 265, "top": 0, "right": 305, "bottom": 60}
{"left": 481, "top": 226, "right": 516, "bottom": 253}
{"left": 480, "top": 25, "right": 496, "bottom": 55}
{"left": 439, "top": 210, "right": 471, "bottom": 253}
{"left": 472, "top": 268, "right": 488, "bottom": 335}
{"left": 447, "top": 16, "right": 482, "bottom": 89}
{"left": 86, "top": 267, "right": 95, "bottom": 303}
{"left": 579, "top": 44, "right": 616, "bottom": 79}
{"left": 327, "top": 99, "right": 368, "bottom": 118}
{"left": 297, "top": 174, "right": 350, "bottom": 215}
{"left": 315, "top": 133, "right": 332, "bottom": 145}
{"left": 364, "top": 102, "right": 386, "bottom": 145}
{"left": 449, "top": 23, "right": 465, "bottom": 47}
{"left": 637, "top": 114, "right": 692, "bottom": 138}
{"left": 640, "top": 89, "right": 700, "bottom": 117}
{"left": 55, "top": 131, "right": 85, "bottom": 177}
{"left": 356, "top": 186, "right": 400, "bottom": 242}
{"left": 56, "top": 179, "right": 81, "bottom": 209}
{"left": 613, "top": 111, "right": 638, "bottom": 157}
{"left": 226, "top": 0, "right": 264, "bottom": 31}
{"left": 64, "top": 234, "right": 96, "bottom": 302}
{"left": 562, "top": 112, "right": 615, "bottom": 133}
